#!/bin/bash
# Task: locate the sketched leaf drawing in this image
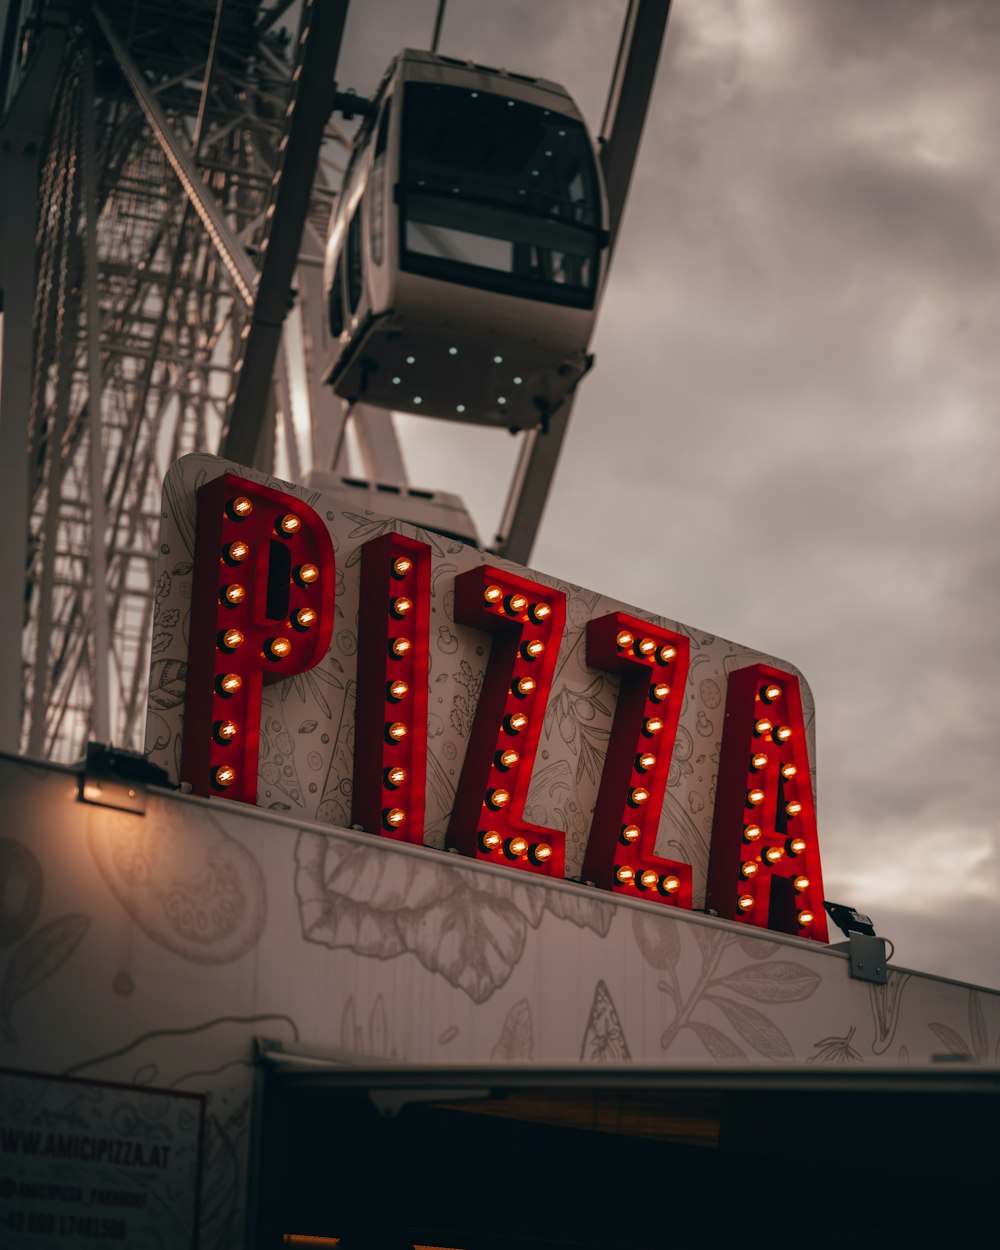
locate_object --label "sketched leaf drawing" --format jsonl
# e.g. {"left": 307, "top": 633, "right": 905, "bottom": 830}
{"left": 0, "top": 914, "right": 89, "bottom": 1040}
{"left": 928, "top": 1023, "right": 971, "bottom": 1058}
{"left": 492, "top": 999, "right": 533, "bottom": 1060}
{"left": 706, "top": 995, "right": 794, "bottom": 1060}
{"left": 687, "top": 1020, "right": 747, "bottom": 1061}
{"left": 632, "top": 909, "right": 680, "bottom": 970}
{"left": 710, "top": 962, "right": 820, "bottom": 1004}
{"left": 969, "top": 993, "right": 988, "bottom": 1060}
{"left": 546, "top": 888, "right": 614, "bottom": 937}
{"left": 733, "top": 935, "right": 778, "bottom": 961}
{"left": 870, "top": 970, "right": 911, "bottom": 1055}
{"left": 581, "top": 980, "right": 631, "bottom": 1062}
{"left": 690, "top": 921, "right": 723, "bottom": 964}
{"left": 147, "top": 658, "right": 187, "bottom": 709}
{"left": 298, "top": 719, "right": 319, "bottom": 735}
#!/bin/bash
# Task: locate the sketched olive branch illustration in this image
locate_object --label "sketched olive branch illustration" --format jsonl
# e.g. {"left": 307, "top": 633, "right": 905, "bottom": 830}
{"left": 544, "top": 675, "right": 611, "bottom": 786}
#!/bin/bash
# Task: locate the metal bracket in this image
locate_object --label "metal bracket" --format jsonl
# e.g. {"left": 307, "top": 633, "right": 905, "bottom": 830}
{"left": 831, "top": 933, "right": 888, "bottom": 985}
{"left": 77, "top": 742, "right": 171, "bottom": 815}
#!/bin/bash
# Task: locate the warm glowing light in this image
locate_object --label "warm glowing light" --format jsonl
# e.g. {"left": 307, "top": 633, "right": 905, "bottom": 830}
{"left": 747, "top": 788, "right": 765, "bottom": 807}
{"left": 391, "top": 637, "right": 412, "bottom": 657}
{"left": 224, "top": 540, "right": 249, "bottom": 563}
{"left": 506, "top": 836, "right": 529, "bottom": 858}
{"left": 496, "top": 749, "right": 519, "bottom": 770}
{"left": 642, "top": 717, "right": 664, "bottom": 736}
{"left": 530, "top": 843, "right": 553, "bottom": 865}
{"left": 657, "top": 644, "right": 677, "bottom": 664}
{"left": 615, "top": 630, "right": 634, "bottom": 650}
{"left": 737, "top": 893, "right": 755, "bottom": 912}
{"left": 218, "top": 673, "right": 242, "bottom": 696}
{"left": 220, "top": 628, "right": 244, "bottom": 651}
{"left": 505, "top": 712, "right": 529, "bottom": 734}
{"left": 620, "top": 824, "right": 641, "bottom": 844}
{"left": 278, "top": 513, "right": 301, "bottom": 535}
{"left": 650, "top": 682, "right": 671, "bottom": 702}
{"left": 781, "top": 763, "right": 798, "bottom": 780}
{"left": 740, "top": 860, "right": 760, "bottom": 879}
{"left": 774, "top": 725, "right": 792, "bottom": 743}
{"left": 384, "top": 766, "right": 407, "bottom": 788}
{"left": 214, "top": 719, "right": 238, "bottom": 742}
{"left": 615, "top": 865, "right": 635, "bottom": 885}
{"left": 487, "top": 788, "right": 511, "bottom": 810}
{"left": 786, "top": 800, "right": 803, "bottom": 817}
{"left": 754, "top": 718, "right": 772, "bottom": 737}
{"left": 763, "top": 846, "right": 784, "bottom": 865}
{"left": 266, "top": 637, "right": 292, "bottom": 659}
{"left": 387, "top": 679, "right": 409, "bottom": 701}
{"left": 659, "top": 874, "right": 681, "bottom": 895}
{"left": 793, "top": 875, "right": 810, "bottom": 892}
{"left": 637, "top": 637, "right": 657, "bottom": 657}
{"left": 386, "top": 721, "right": 407, "bottom": 742}
{"left": 295, "top": 607, "right": 317, "bottom": 628}
{"left": 743, "top": 824, "right": 762, "bottom": 843}
{"left": 506, "top": 593, "right": 528, "bottom": 615}
{"left": 787, "top": 836, "right": 807, "bottom": 856}
{"left": 295, "top": 563, "right": 319, "bottom": 585}
{"left": 480, "top": 830, "right": 502, "bottom": 851}
{"left": 761, "top": 683, "right": 782, "bottom": 703}
{"left": 221, "top": 583, "right": 245, "bottom": 606}
{"left": 213, "top": 764, "right": 236, "bottom": 788}
{"left": 383, "top": 807, "right": 406, "bottom": 829}
{"left": 522, "top": 639, "right": 545, "bottom": 659}
{"left": 529, "top": 602, "right": 552, "bottom": 623}
{"left": 797, "top": 909, "right": 814, "bottom": 927}
{"left": 636, "top": 752, "right": 657, "bottom": 772}
{"left": 638, "top": 868, "right": 659, "bottom": 890}
{"left": 484, "top": 584, "right": 504, "bottom": 604}
{"left": 628, "top": 786, "right": 650, "bottom": 806}
{"left": 228, "top": 496, "right": 253, "bottom": 519}
{"left": 513, "top": 676, "right": 537, "bottom": 697}
{"left": 391, "top": 596, "right": 412, "bottom": 618}
{"left": 751, "top": 752, "right": 769, "bottom": 771}
{"left": 392, "top": 555, "right": 412, "bottom": 578}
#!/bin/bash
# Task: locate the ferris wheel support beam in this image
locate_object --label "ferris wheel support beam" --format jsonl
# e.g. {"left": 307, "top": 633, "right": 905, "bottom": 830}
{"left": 492, "top": 0, "right": 672, "bottom": 565}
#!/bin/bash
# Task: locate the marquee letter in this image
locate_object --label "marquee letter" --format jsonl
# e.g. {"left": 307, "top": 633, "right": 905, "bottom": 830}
{"left": 582, "top": 613, "right": 692, "bottom": 905}
{"left": 352, "top": 532, "right": 431, "bottom": 843}
{"left": 447, "top": 567, "right": 566, "bottom": 876}
{"left": 706, "top": 664, "right": 828, "bottom": 941}
{"left": 182, "top": 472, "right": 335, "bottom": 803}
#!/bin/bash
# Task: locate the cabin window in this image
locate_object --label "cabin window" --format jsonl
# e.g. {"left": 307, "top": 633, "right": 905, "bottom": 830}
{"left": 329, "top": 260, "right": 344, "bottom": 338}
{"left": 370, "top": 99, "right": 391, "bottom": 265}
{"left": 399, "top": 83, "right": 601, "bottom": 308}
{"left": 346, "top": 205, "right": 363, "bottom": 313}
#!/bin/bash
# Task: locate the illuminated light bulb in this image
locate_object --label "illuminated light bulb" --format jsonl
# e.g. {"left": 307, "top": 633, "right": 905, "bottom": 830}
{"left": 384, "top": 766, "right": 407, "bottom": 789}
{"left": 387, "top": 679, "right": 409, "bottom": 702}
{"left": 786, "top": 799, "right": 803, "bottom": 817}
{"left": 781, "top": 763, "right": 798, "bottom": 780}
{"left": 615, "top": 865, "right": 635, "bottom": 885}
{"left": 390, "top": 637, "right": 412, "bottom": 658}
{"left": 506, "top": 835, "right": 529, "bottom": 858}
{"left": 391, "top": 596, "right": 413, "bottom": 618}
{"left": 222, "top": 583, "right": 245, "bottom": 606}
{"left": 227, "top": 496, "right": 253, "bottom": 520}
{"left": 217, "top": 672, "right": 242, "bottom": 696}
{"left": 266, "top": 636, "right": 292, "bottom": 660}
{"left": 754, "top": 718, "right": 772, "bottom": 737}
{"left": 657, "top": 644, "right": 677, "bottom": 664}
{"left": 295, "top": 563, "right": 319, "bottom": 586}
{"left": 383, "top": 807, "right": 406, "bottom": 830}
{"left": 392, "top": 555, "right": 412, "bottom": 578}
{"left": 650, "top": 682, "right": 671, "bottom": 702}
{"left": 787, "top": 836, "right": 807, "bottom": 856}
{"left": 504, "top": 712, "right": 528, "bottom": 735}
{"left": 295, "top": 607, "right": 317, "bottom": 629}
{"left": 521, "top": 639, "right": 545, "bottom": 660}
{"left": 763, "top": 846, "right": 784, "bottom": 865}
{"left": 761, "top": 683, "right": 782, "bottom": 703}
{"left": 483, "top": 584, "right": 504, "bottom": 605}
{"left": 737, "top": 893, "right": 755, "bottom": 912}
{"left": 214, "top": 719, "right": 238, "bottom": 743}
{"left": 220, "top": 628, "right": 244, "bottom": 652}
{"left": 659, "top": 874, "right": 681, "bottom": 895}
{"left": 642, "top": 716, "right": 664, "bottom": 736}
{"left": 751, "top": 752, "right": 769, "bottom": 771}
{"left": 615, "top": 630, "right": 634, "bottom": 650}
{"left": 637, "top": 637, "right": 657, "bottom": 657}
{"left": 793, "top": 875, "right": 810, "bottom": 892}
{"left": 213, "top": 764, "right": 236, "bottom": 788}
{"left": 740, "top": 860, "right": 760, "bottom": 880}
{"left": 638, "top": 868, "right": 659, "bottom": 890}
{"left": 620, "top": 824, "right": 641, "bottom": 844}
{"left": 797, "top": 909, "right": 815, "bottom": 927}
{"left": 513, "top": 676, "right": 537, "bottom": 697}
{"left": 386, "top": 721, "right": 407, "bottom": 743}
{"left": 529, "top": 602, "right": 552, "bottom": 623}
{"left": 506, "top": 592, "right": 529, "bottom": 615}
{"left": 277, "top": 513, "right": 301, "bottom": 535}
{"left": 530, "top": 843, "right": 553, "bottom": 865}
{"left": 774, "top": 725, "right": 792, "bottom": 743}
{"left": 480, "top": 830, "right": 503, "bottom": 851}
{"left": 628, "top": 786, "right": 650, "bottom": 807}
{"left": 486, "top": 787, "right": 511, "bottom": 810}
{"left": 746, "top": 788, "right": 766, "bottom": 807}
{"left": 636, "top": 751, "right": 657, "bottom": 772}
{"left": 743, "top": 824, "right": 762, "bottom": 843}
{"left": 224, "top": 540, "right": 250, "bottom": 563}
{"left": 496, "top": 749, "right": 519, "bottom": 771}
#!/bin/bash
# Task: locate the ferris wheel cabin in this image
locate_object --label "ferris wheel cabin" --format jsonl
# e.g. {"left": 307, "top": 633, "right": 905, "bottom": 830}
{"left": 324, "top": 49, "right": 609, "bottom": 430}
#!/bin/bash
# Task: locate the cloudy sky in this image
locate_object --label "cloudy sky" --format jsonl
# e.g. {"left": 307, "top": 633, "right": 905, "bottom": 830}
{"left": 333, "top": 0, "right": 1000, "bottom": 990}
